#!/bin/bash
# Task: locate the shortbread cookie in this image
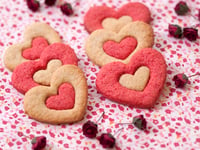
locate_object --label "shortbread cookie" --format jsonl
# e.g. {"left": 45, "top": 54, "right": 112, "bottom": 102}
{"left": 85, "top": 21, "right": 154, "bottom": 67}
{"left": 4, "top": 22, "right": 61, "bottom": 71}
{"left": 84, "top": 2, "right": 151, "bottom": 33}
{"left": 96, "top": 48, "right": 166, "bottom": 108}
{"left": 24, "top": 65, "right": 88, "bottom": 124}
{"left": 12, "top": 43, "right": 78, "bottom": 94}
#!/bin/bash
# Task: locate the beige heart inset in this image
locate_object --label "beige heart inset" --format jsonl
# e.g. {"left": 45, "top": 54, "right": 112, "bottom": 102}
{"left": 102, "top": 16, "right": 132, "bottom": 33}
{"left": 119, "top": 66, "right": 150, "bottom": 91}
{"left": 33, "top": 59, "right": 62, "bottom": 86}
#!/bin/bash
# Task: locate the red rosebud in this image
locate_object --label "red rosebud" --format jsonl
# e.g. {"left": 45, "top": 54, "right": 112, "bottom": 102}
{"left": 173, "top": 73, "right": 188, "bottom": 88}
{"left": 82, "top": 121, "right": 98, "bottom": 138}
{"left": 174, "top": 1, "right": 190, "bottom": 15}
{"left": 132, "top": 115, "right": 147, "bottom": 130}
{"left": 168, "top": 24, "right": 182, "bottom": 38}
{"left": 60, "top": 3, "right": 73, "bottom": 16}
{"left": 45, "top": 0, "right": 56, "bottom": 6}
{"left": 31, "top": 136, "right": 46, "bottom": 150}
{"left": 183, "top": 28, "right": 198, "bottom": 41}
{"left": 26, "top": 0, "right": 40, "bottom": 12}
{"left": 98, "top": 133, "right": 116, "bottom": 148}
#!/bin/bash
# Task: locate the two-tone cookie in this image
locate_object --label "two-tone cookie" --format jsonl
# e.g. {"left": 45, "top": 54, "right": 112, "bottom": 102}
{"left": 4, "top": 22, "right": 61, "bottom": 71}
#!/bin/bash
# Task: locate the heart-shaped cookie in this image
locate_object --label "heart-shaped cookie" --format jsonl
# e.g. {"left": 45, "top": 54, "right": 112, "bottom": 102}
{"left": 24, "top": 65, "right": 88, "bottom": 124}
{"left": 84, "top": 2, "right": 151, "bottom": 33}
{"left": 85, "top": 21, "right": 154, "bottom": 67}
{"left": 4, "top": 22, "right": 61, "bottom": 71}
{"left": 96, "top": 48, "right": 166, "bottom": 108}
{"left": 12, "top": 43, "right": 78, "bottom": 94}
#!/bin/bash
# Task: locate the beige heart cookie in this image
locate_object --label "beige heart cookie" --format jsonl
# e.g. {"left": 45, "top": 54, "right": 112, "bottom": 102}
{"left": 33, "top": 59, "right": 62, "bottom": 86}
{"left": 119, "top": 66, "right": 150, "bottom": 91}
{"left": 4, "top": 22, "right": 61, "bottom": 71}
{"left": 24, "top": 65, "right": 88, "bottom": 124}
{"left": 85, "top": 21, "right": 154, "bottom": 67}
{"left": 102, "top": 16, "right": 132, "bottom": 33}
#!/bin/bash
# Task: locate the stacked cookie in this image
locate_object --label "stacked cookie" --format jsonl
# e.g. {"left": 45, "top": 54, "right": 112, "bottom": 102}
{"left": 4, "top": 22, "right": 88, "bottom": 124}
{"left": 84, "top": 2, "right": 167, "bottom": 108}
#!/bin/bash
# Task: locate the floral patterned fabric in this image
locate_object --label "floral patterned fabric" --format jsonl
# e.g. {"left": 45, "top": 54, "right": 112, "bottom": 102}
{"left": 0, "top": 0, "right": 200, "bottom": 149}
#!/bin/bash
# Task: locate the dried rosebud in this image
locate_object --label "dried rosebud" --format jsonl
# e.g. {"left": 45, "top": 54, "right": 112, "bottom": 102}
{"left": 60, "top": 3, "right": 73, "bottom": 16}
{"left": 31, "top": 136, "right": 46, "bottom": 150}
{"left": 168, "top": 24, "right": 182, "bottom": 38}
{"left": 183, "top": 28, "right": 198, "bottom": 41}
{"left": 98, "top": 133, "right": 116, "bottom": 148}
{"left": 132, "top": 115, "right": 147, "bottom": 130}
{"left": 45, "top": 0, "right": 56, "bottom": 6}
{"left": 173, "top": 73, "right": 188, "bottom": 88}
{"left": 174, "top": 1, "right": 190, "bottom": 15}
{"left": 82, "top": 121, "right": 98, "bottom": 138}
{"left": 26, "top": 0, "right": 40, "bottom": 12}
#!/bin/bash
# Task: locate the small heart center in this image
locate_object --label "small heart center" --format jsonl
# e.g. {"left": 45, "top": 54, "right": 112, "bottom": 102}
{"left": 45, "top": 83, "right": 75, "bottom": 110}
{"left": 33, "top": 59, "right": 62, "bottom": 86}
{"left": 119, "top": 66, "right": 150, "bottom": 91}
{"left": 103, "top": 37, "right": 137, "bottom": 60}
{"left": 22, "top": 37, "right": 49, "bottom": 60}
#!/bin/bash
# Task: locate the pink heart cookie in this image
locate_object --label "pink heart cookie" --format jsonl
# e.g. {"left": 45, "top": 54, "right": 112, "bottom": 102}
{"left": 96, "top": 48, "right": 167, "bottom": 108}
{"left": 84, "top": 2, "right": 151, "bottom": 33}
{"left": 12, "top": 43, "right": 78, "bottom": 94}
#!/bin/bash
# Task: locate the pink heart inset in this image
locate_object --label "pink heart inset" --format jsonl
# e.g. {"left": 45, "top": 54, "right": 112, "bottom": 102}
{"left": 103, "top": 37, "right": 137, "bottom": 59}
{"left": 96, "top": 48, "right": 166, "bottom": 108}
{"left": 22, "top": 37, "right": 49, "bottom": 60}
{"left": 46, "top": 83, "right": 75, "bottom": 110}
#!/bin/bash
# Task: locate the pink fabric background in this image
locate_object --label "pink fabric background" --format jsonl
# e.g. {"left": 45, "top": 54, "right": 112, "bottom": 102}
{"left": 0, "top": 0, "right": 200, "bottom": 149}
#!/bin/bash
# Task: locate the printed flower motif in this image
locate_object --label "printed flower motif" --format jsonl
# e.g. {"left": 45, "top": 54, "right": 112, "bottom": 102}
{"left": 174, "top": 1, "right": 190, "bottom": 15}
{"left": 45, "top": 0, "right": 56, "bottom": 6}
{"left": 60, "top": 3, "right": 73, "bottom": 16}
{"left": 26, "top": 0, "right": 40, "bottom": 12}
{"left": 132, "top": 115, "right": 147, "bottom": 130}
{"left": 82, "top": 120, "right": 98, "bottom": 138}
{"left": 183, "top": 28, "right": 198, "bottom": 41}
{"left": 98, "top": 133, "right": 116, "bottom": 148}
{"left": 168, "top": 24, "right": 183, "bottom": 38}
{"left": 31, "top": 136, "right": 46, "bottom": 150}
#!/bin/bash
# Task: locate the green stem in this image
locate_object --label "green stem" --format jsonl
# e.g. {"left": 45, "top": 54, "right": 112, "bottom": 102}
{"left": 96, "top": 111, "right": 105, "bottom": 123}
{"left": 114, "top": 127, "right": 124, "bottom": 137}
{"left": 188, "top": 72, "right": 200, "bottom": 78}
